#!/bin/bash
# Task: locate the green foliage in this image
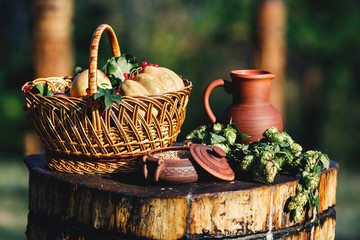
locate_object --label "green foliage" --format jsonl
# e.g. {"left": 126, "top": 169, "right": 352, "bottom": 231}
{"left": 185, "top": 124, "right": 329, "bottom": 222}
{"left": 184, "top": 121, "right": 248, "bottom": 155}
{"left": 33, "top": 83, "right": 53, "bottom": 97}
{"left": 101, "top": 55, "right": 139, "bottom": 89}
{"left": 93, "top": 88, "right": 122, "bottom": 111}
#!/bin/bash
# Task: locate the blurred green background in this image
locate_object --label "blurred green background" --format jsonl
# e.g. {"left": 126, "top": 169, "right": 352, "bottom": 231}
{"left": 0, "top": 0, "right": 359, "bottom": 239}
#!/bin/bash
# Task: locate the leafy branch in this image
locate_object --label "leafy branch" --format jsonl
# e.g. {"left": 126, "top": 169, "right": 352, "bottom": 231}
{"left": 184, "top": 123, "right": 330, "bottom": 222}
{"left": 101, "top": 54, "right": 139, "bottom": 89}
{"left": 93, "top": 87, "right": 122, "bottom": 111}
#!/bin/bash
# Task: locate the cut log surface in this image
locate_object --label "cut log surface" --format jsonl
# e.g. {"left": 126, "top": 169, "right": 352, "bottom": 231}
{"left": 24, "top": 155, "right": 338, "bottom": 240}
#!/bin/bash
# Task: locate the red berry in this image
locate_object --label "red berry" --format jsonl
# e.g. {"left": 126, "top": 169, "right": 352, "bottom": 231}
{"left": 153, "top": 64, "right": 159, "bottom": 67}
{"left": 86, "top": 89, "right": 90, "bottom": 98}
{"left": 138, "top": 67, "right": 143, "bottom": 72}
{"left": 129, "top": 74, "right": 135, "bottom": 80}
{"left": 142, "top": 61, "right": 148, "bottom": 68}
{"left": 24, "top": 86, "right": 32, "bottom": 92}
{"left": 123, "top": 73, "right": 129, "bottom": 79}
{"left": 114, "top": 91, "right": 120, "bottom": 95}
{"left": 149, "top": 63, "right": 154, "bottom": 66}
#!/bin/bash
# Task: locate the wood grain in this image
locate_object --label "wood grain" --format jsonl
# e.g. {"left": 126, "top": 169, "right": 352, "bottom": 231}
{"left": 24, "top": 155, "right": 338, "bottom": 239}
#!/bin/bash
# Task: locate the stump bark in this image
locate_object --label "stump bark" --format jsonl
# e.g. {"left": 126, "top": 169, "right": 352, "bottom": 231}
{"left": 24, "top": 155, "right": 338, "bottom": 240}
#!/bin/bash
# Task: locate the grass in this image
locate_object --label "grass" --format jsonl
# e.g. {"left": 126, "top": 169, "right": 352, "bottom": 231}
{"left": 0, "top": 159, "right": 28, "bottom": 240}
{"left": 0, "top": 157, "right": 359, "bottom": 239}
{"left": 335, "top": 168, "right": 360, "bottom": 239}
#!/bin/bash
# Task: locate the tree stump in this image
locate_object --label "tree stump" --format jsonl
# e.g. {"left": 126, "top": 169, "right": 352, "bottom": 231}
{"left": 24, "top": 155, "right": 338, "bottom": 240}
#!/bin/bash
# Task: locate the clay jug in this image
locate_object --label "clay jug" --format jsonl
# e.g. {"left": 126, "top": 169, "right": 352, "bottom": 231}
{"left": 203, "top": 69, "right": 283, "bottom": 144}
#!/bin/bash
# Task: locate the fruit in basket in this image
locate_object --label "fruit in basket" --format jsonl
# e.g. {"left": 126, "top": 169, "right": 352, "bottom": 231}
{"left": 119, "top": 79, "right": 150, "bottom": 96}
{"left": 119, "top": 79, "right": 159, "bottom": 117}
{"left": 54, "top": 93, "right": 69, "bottom": 98}
{"left": 119, "top": 65, "right": 185, "bottom": 96}
{"left": 133, "top": 73, "right": 165, "bottom": 94}
{"left": 142, "top": 66, "right": 179, "bottom": 92}
{"left": 70, "top": 69, "right": 112, "bottom": 97}
{"left": 158, "top": 67, "right": 185, "bottom": 90}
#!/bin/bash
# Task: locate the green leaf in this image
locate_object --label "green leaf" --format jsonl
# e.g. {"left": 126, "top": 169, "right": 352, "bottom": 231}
{"left": 264, "top": 145, "right": 273, "bottom": 151}
{"left": 238, "top": 133, "right": 250, "bottom": 142}
{"left": 209, "top": 132, "right": 226, "bottom": 145}
{"left": 308, "top": 205, "right": 314, "bottom": 218}
{"left": 320, "top": 154, "right": 330, "bottom": 169}
{"left": 35, "top": 82, "right": 53, "bottom": 96}
{"left": 274, "top": 144, "right": 281, "bottom": 153}
{"left": 194, "top": 125, "right": 208, "bottom": 142}
{"left": 315, "top": 195, "right": 320, "bottom": 208}
{"left": 102, "top": 54, "right": 139, "bottom": 88}
{"left": 93, "top": 87, "right": 122, "bottom": 111}
{"left": 74, "top": 66, "right": 84, "bottom": 76}
{"left": 314, "top": 165, "right": 322, "bottom": 177}
{"left": 280, "top": 142, "right": 290, "bottom": 148}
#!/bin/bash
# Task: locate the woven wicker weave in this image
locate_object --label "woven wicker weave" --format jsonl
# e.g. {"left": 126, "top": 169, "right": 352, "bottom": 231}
{"left": 22, "top": 24, "right": 192, "bottom": 174}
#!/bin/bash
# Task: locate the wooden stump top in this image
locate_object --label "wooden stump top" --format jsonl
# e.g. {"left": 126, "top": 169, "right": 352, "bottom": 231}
{"left": 24, "top": 154, "right": 338, "bottom": 240}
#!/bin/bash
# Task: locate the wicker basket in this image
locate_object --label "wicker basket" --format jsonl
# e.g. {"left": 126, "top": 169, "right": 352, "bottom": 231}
{"left": 22, "top": 24, "right": 192, "bottom": 174}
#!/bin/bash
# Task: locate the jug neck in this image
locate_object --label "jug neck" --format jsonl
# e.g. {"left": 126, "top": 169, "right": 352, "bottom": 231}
{"left": 230, "top": 70, "right": 276, "bottom": 105}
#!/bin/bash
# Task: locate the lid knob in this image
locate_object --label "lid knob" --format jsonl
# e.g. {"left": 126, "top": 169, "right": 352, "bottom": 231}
{"left": 189, "top": 143, "right": 234, "bottom": 181}
{"left": 212, "top": 146, "right": 226, "bottom": 158}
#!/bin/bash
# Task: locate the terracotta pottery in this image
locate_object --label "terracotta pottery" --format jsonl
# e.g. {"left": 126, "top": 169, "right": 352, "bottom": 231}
{"left": 141, "top": 144, "right": 234, "bottom": 184}
{"left": 203, "top": 69, "right": 283, "bottom": 144}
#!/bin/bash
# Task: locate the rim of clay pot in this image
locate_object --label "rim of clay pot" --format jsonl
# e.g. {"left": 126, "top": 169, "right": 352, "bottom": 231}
{"left": 147, "top": 146, "right": 191, "bottom": 163}
{"left": 230, "top": 69, "right": 276, "bottom": 79}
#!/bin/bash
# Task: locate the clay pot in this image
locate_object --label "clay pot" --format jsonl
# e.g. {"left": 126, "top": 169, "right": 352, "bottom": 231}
{"left": 203, "top": 69, "right": 283, "bottom": 144}
{"left": 141, "top": 144, "right": 234, "bottom": 184}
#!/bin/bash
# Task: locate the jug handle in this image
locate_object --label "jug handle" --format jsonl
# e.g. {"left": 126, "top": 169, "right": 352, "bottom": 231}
{"left": 203, "top": 79, "right": 232, "bottom": 124}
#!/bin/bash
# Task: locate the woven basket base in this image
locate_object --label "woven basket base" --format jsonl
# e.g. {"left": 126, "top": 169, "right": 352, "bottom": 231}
{"left": 45, "top": 156, "right": 140, "bottom": 174}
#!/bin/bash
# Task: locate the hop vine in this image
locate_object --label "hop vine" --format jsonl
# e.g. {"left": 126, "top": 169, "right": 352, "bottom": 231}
{"left": 185, "top": 124, "right": 330, "bottom": 222}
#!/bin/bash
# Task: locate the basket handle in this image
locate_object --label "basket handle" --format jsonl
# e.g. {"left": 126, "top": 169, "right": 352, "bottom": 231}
{"left": 88, "top": 24, "right": 121, "bottom": 96}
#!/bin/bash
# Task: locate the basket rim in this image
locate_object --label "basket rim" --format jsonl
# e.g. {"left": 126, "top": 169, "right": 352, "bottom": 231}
{"left": 22, "top": 78, "right": 193, "bottom": 99}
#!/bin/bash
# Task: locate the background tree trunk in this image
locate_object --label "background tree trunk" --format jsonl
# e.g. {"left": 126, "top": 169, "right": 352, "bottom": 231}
{"left": 254, "top": 0, "right": 287, "bottom": 122}
{"left": 32, "top": 0, "right": 74, "bottom": 77}
{"left": 26, "top": 0, "right": 74, "bottom": 155}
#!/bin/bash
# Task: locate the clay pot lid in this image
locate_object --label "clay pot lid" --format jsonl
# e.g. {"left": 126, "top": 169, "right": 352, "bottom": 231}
{"left": 189, "top": 144, "right": 235, "bottom": 181}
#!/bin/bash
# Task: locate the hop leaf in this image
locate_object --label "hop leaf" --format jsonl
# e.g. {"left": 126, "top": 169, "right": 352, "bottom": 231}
{"left": 320, "top": 154, "right": 330, "bottom": 169}
{"left": 302, "top": 171, "right": 320, "bottom": 191}
{"left": 209, "top": 132, "right": 227, "bottom": 146}
{"left": 291, "top": 207, "right": 304, "bottom": 222}
{"left": 282, "top": 131, "right": 294, "bottom": 144}
{"left": 212, "top": 123, "right": 223, "bottom": 134}
{"left": 212, "top": 143, "right": 231, "bottom": 154}
{"left": 224, "top": 128, "right": 237, "bottom": 145}
{"left": 260, "top": 151, "right": 275, "bottom": 162}
{"left": 264, "top": 159, "right": 281, "bottom": 183}
{"left": 290, "top": 143, "right": 303, "bottom": 156}
{"left": 288, "top": 192, "right": 309, "bottom": 210}
{"left": 265, "top": 127, "right": 278, "bottom": 136}
{"left": 241, "top": 155, "right": 255, "bottom": 172}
